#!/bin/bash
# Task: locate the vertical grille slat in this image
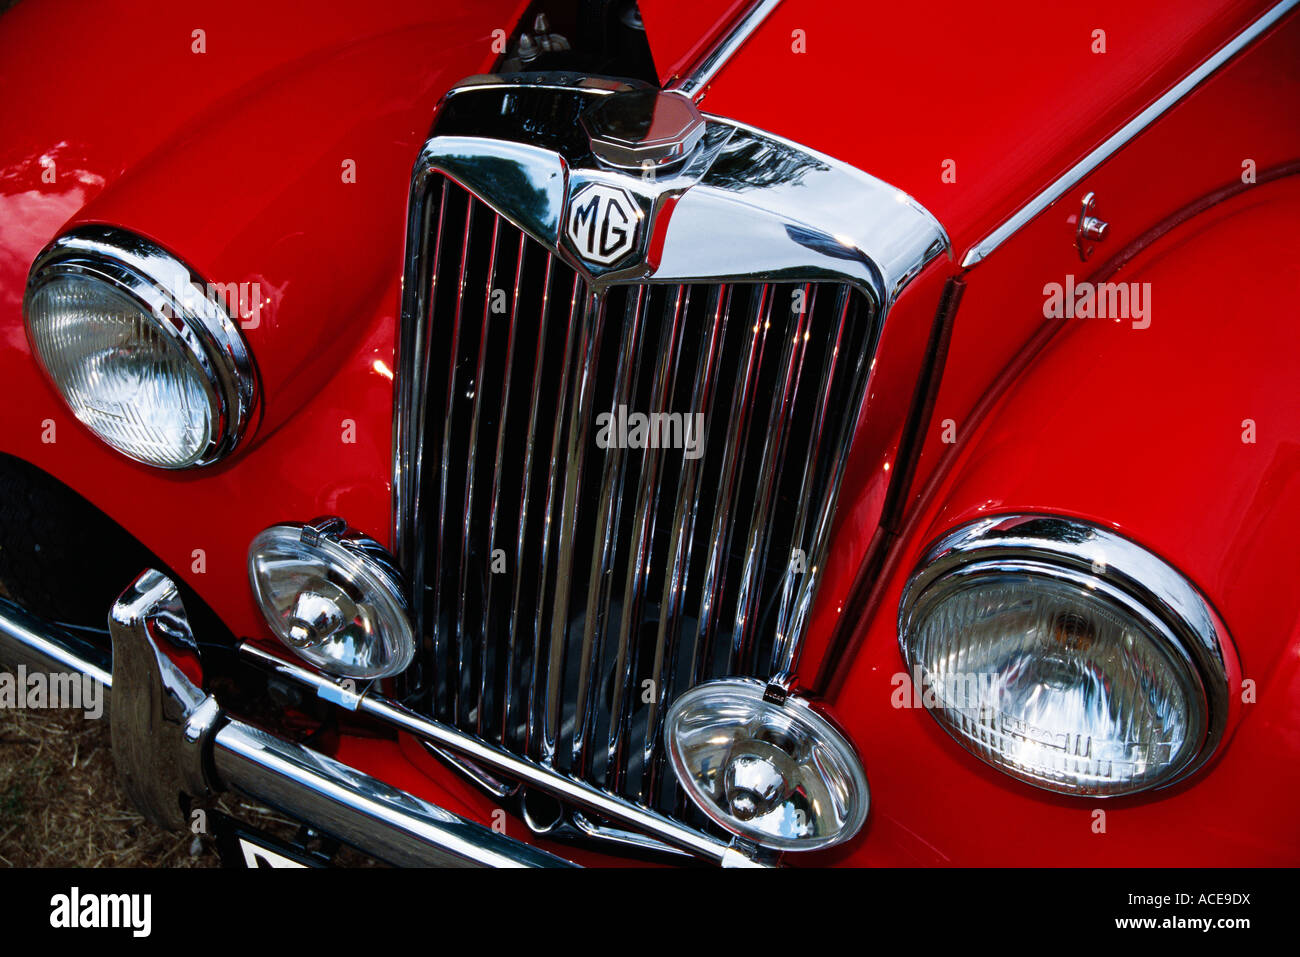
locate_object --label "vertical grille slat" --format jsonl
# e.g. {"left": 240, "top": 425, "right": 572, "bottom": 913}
{"left": 430, "top": 188, "right": 476, "bottom": 724}
{"left": 771, "top": 285, "right": 852, "bottom": 680}
{"left": 730, "top": 283, "right": 816, "bottom": 674}
{"left": 639, "top": 283, "right": 727, "bottom": 805}
{"left": 457, "top": 209, "right": 501, "bottom": 732}
{"left": 573, "top": 286, "right": 647, "bottom": 777}
{"left": 692, "top": 283, "right": 773, "bottom": 684}
{"left": 526, "top": 271, "right": 585, "bottom": 759}
{"left": 543, "top": 289, "right": 604, "bottom": 767}
{"left": 410, "top": 178, "right": 450, "bottom": 706}
{"left": 504, "top": 252, "right": 554, "bottom": 748}
{"left": 607, "top": 284, "right": 690, "bottom": 793}
{"left": 772, "top": 287, "right": 877, "bottom": 685}
{"left": 407, "top": 176, "right": 878, "bottom": 833}
{"left": 481, "top": 228, "right": 527, "bottom": 741}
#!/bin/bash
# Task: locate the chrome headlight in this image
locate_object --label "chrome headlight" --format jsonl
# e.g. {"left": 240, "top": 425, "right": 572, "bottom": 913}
{"left": 899, "top": 515, "right": 1232, "bottom": 797}
{"left": 23, "top": 226, "right": 256, "bottom": 468}
{"left": 248, "top": 519, "right": 415, "bottom": 680}
{"left": 666, "top": 679, "right": 869, "bottom": 851}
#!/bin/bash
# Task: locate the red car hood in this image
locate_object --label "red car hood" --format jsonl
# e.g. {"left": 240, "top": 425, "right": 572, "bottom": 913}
{"left": 0, "top": 0, "right": 519, "bottom": 431}
{"left": 0, "top": 0, "right": 1281, "bottom": 434}
{"left": 641, "top": 0, "right": 1278, "bottom": 257}
{"left": 0, "top": 0, "right": 516, "bottom": 231}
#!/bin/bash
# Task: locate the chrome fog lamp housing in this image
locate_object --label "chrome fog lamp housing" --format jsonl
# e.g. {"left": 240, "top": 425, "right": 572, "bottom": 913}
{"left": 248, "top": 519, "right": 414, "bottom": 680}
{"left": 899, "top": 515, "right": 1233, "bottom": 797}
{"left": 666, "top": 679, "right": 869, "bottom": 851}
{"left": 23, "top": 225, "right": 256, "bottom": 468}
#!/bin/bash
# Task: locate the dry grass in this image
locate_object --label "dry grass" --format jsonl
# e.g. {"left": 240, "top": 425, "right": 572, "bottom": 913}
{"left": 0, "top": 699, "right": 215, "bottom": 867}
{"left": 0, "top": 668, "right": 382, "bottom": 867}
{"left": 0, "top": 677, "right": 353, "bottom": 867}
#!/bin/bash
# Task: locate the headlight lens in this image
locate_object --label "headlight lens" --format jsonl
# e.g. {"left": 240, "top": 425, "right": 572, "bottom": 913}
{"left": 900, "top": 516, "right": 1232, "bottom": 797}
{"left": 666, "top": 679, "right": 869, "bottom": 851}
{"left": 23, "top": 226, "right": 255, "bottom": 468}
{"left": 249, "top": 520, "right": 414, "bottom": 680}
{"left": 26, "top": 275, "right": 217, "bottom": 467}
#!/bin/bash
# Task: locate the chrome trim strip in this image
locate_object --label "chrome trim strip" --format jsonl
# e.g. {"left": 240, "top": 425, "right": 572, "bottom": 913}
{"left": 212, "top": 722, "right": 570, "bottom": 867}
{"left": 0, "top": 598, "right": 113, "bottom": 692}
{"left": 25, "top": 226, "right": 258, "bottom": 467}
{"left": 898, "top": 515, "right": 1235, "bottom": 792}
{"left": 961, "top": 0, "right": 1300, "bottom": 267}
{"left": 666, "top": 0, "right": 783, "bottom": 101}
{"left": 239, "top": 641, "right": 761, "bottom": 865}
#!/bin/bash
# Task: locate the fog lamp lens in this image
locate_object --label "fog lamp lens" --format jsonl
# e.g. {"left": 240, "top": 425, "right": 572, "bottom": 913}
{"left": 248, "top": 521, "right": 413, "bottom": 679}
{"left": 666, "top": 679, "right": 868, "bottom": 851}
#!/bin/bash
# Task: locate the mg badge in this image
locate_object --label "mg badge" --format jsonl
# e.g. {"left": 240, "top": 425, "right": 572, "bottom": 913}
{"left": 566, "top": 183, "right": 639, "bottom": 266}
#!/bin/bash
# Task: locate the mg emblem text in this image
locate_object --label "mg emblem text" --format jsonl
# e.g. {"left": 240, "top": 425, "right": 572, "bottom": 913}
{"left": 566, "top": 183, "right": 639, "bottom": 266}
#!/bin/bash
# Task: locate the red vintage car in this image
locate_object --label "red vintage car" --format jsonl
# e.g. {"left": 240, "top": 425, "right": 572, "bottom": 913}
{"left": 0, "top": 0, "right": 1296, "bottom": 868}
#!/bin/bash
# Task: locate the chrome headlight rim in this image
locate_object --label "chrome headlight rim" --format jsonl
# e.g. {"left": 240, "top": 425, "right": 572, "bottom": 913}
{"left": 248, "top": 518, "right": 415, "bottom": 680}
{"left": 665, "top": 677, "right": 871, "bottom": 851}
{"left": 23, "top": 225, "right": 258, "bottom": 469}
{"left": 899, "top": 513, "right": 1233, "bottom": 796}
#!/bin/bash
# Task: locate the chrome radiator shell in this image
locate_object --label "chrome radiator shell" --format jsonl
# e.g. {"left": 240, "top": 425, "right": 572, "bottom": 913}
{"left": 394, "top": 75, "right": 948, "bottom": 839}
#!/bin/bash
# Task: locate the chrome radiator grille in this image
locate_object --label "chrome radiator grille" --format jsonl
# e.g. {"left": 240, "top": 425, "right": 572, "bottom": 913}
{"left": 402, "top": 175, "right": 877, "bottom": 811}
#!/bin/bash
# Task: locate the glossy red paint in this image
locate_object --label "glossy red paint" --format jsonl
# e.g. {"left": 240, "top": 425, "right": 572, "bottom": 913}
{"left": 801, "top": 6, "right": 1300, "bottom": 864}
{"left": 638, "top": 0, "right": 753, "bottom": 82}
{"left": 0, "top": 0, "right": 1296, "bottom": 866}
{"left": 698, "top": 0, "right": 1276, "bottom": 257}
{"left": 814, "top": 175, "right": 1300, "bottom": 866}
{"left": 0, "top": 0, "right": 516, "bottom": 642}
{"left": 818, "top": 5, "right": 1300, "bottom": 693}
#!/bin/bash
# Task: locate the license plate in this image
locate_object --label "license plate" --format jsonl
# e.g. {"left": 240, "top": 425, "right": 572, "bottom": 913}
{"left": 212, "top": 812, "right": 327, "bottom": 868}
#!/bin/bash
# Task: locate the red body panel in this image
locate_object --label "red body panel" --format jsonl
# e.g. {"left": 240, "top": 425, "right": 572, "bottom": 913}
{"left": 817, "top": 175, "right": 1300, "bottom": 866}
{"left": 0, "top": 0, "right": 515, "bottom": 640}
{"left": 0, "top": 0, "right": 1296, "bottom": 864}
{"left": 696, "top": 0, "right": 1275, "bottom": 257}
{"left": 637, "top": 0, "right": 752, "bottom": 82}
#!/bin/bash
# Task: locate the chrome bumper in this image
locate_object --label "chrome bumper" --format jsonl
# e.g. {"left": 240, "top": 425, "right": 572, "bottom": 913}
{"left": 0, "top": 571, "right": 572, "bottom": 868}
